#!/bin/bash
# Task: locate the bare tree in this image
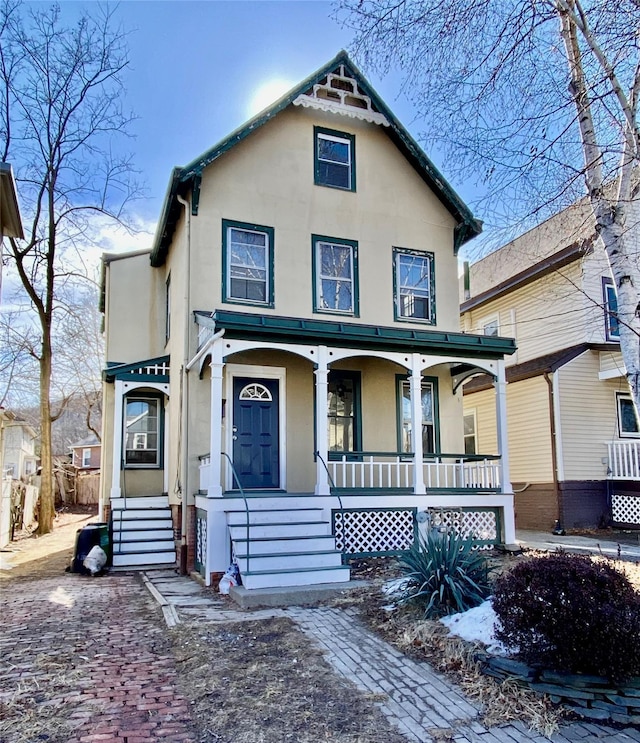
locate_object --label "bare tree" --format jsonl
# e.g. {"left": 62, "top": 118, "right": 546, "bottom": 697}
{"left": 336, "top": 0, "right": 639, "bottom": 409}
{"left": 1, "top": 1, "right": 137, "bottom": 533}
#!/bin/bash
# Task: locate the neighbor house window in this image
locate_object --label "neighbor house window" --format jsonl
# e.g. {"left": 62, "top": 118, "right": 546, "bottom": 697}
{"left": 82, "top": 448, "right": 91, "bottom": 468}
{"left": 312, "top": 235, "right": 359, "bottom": 316}
{"left": 314, "top": 127, "right": 356, "bottom": 191}
{"left": 394, "top": 248, "right": 435, "bottom": 323}
{"left": 397, "top": 377, "right": 439, "bottom": 454}
{"left": 222, "top": 219, "right": 274, "bottom": 306}
{"left": 327, "top": 371, "right": 361, "bottom": 456}
{"left": 125, "top": 396, "right": 161, "bottom": 466}
{"left": 482, "top": 315, "right": 499, "bottom": 337}
{"left": 616, "top": 393, "right": 639, "bottom": 438}
{"left": 463, "top": 412, "right": 478, "bottom": 455}
{"left": 603, "top": 278, "right": 619, "bottom": 341}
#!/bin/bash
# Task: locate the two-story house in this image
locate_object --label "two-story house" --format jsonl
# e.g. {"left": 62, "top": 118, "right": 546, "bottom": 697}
{"left": 70, "top": 435, "right": 102, "bottom": 472}
{"left": 100, "top": 52, "right": 517, "bottom": 589}
{"left": 461, "top": 200, "right": 640, "bottom": 532}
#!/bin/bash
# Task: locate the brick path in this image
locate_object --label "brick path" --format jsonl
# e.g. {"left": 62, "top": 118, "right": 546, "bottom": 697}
{"left": 0, "top": 572, "right": 196, "bottom": 743}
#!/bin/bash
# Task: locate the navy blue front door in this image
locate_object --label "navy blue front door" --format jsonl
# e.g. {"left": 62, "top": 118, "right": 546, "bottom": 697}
{"left": 232, "top": 378, "right": 279, "bottom": 489}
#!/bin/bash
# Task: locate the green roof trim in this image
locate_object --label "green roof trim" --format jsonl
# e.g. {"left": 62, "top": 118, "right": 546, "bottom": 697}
{"left": 197, "top": 310, "right": 516, "bottom": 359}
{"left": 103, "top": 355, "right": 170, "bottom": 383}
{"left": 150, "top": 50, "right": 481, "bottom": 267}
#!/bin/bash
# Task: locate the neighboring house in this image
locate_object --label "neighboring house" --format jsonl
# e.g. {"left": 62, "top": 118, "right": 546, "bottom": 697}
{"left": 69, "top": 435, "right": 102, "bottom": 471}
{"left": 460, "top": 200, "right": 640, "bottom": 531}
{"left": 2, "top": 413, "right": 38, "bottom": 481}
{"left": 0, "top": 162, "right": 24, "bottom": 300}
{"left": 100, "top": 51, "right": 517, "bottom": 588}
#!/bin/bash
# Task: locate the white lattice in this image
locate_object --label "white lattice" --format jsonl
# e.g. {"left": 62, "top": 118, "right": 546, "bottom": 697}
{"left": 334, "top": 508, "right": 415, "bottom": 555}
{"left": 195, "top": 511, "right": 207, "bottom": 569}
{"left": 428, "top": 509, "right": 497, "bottom": 549}
{"left": 612, "top": 494, "right": 640, "bottom": 525}
{"left": 131, "top": 361, "right": 170, "bottom": 377}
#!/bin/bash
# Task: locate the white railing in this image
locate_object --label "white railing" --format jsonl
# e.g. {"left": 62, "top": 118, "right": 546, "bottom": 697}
{"left": 424, "top": 458, "right": 501, "bottom": 489}
{"left": 199, "top": 455, "right": 211, "bottom": 492}
{"left": 328, "top": 453, "right": 501, "bottom": 491}
{"left": 329, "top": 454, "right": 413, "bottom": 490}
{"left": 607, "top": 441, "right": 640, "bottom": 480}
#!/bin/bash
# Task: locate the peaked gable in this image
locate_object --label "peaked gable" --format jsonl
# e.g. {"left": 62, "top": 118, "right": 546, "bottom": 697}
{"left": 150, "top": 50, "right": 481, "bottom": 267}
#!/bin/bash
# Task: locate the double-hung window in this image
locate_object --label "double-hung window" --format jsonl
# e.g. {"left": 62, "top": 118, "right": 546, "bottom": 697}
{"left": 222, "top": 219, "right": 274, "bottom": 307}
{"left": 397, "top": 377, "right": 439, "bottom": 455}
{"left": 603, "top": 277, "right": 619, "bottom": 341}
{"left": 82, "top": 448, "right": 92, "bottom": 468}
{"left": 124, "top": 396, "right": 161, "bottom": 467}
{"left": 314, "top": 127, "right": 356, "bottom": 191}
{"left": 312, "top": 235, "right": 359, "bottom": 316}
{"left": 616, "top": 393, "right": 639, "bottom": 438}
{"left": 394, "top": 248, "right": 435, "bottom": 324}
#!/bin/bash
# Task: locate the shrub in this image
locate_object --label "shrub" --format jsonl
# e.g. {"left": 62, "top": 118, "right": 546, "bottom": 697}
{"left": 492, "top": 553, "right": 640, "bottom": 682}
{"left": 398, "top": 528, "right": 492, "bottom": 618}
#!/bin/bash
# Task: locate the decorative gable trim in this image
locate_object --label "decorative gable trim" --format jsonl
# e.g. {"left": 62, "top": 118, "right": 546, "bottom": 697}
{"left": 103, "top": 356, "right": 170, "bottom": 383}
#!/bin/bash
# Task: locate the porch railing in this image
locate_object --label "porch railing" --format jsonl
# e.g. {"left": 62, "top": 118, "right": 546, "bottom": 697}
{"left": 607, "top": 441, "right": 640, "bottom": 480}
{"left": 328, "top": 452, "right": 501, "bottom": 491}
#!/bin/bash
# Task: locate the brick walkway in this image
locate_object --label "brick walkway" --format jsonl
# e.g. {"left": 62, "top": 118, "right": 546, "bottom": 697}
{"left": 0, "top": 572, "right": 196, "bottom": 743}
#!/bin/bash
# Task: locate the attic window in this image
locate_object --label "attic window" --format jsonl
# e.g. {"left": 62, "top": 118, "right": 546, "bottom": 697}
{"left": 314, "top": 127, "right": 356, "bottom": 191}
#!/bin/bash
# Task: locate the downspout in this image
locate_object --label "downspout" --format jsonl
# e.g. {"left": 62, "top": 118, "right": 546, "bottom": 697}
{"left": 177, "top": 193, "right": 191, "bottom": 573}
{"left": 544, "top": 372, "right": 564, "bottom": 534}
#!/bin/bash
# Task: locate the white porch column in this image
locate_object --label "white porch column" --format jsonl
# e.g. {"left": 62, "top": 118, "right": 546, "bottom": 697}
{"left": 495, "top": 360, "right": 513, "bottom": 494}
{"left": 314, "top": 346, "right": 330, "bottom": 495}
{"left": 208, "top": 341, "right": 225, "bottom": 497}
{"left": 410, "top": 354, "right": 426, "bottom": 495}
{"left": 110, "top": 379, "right": 125, "bottom": 500}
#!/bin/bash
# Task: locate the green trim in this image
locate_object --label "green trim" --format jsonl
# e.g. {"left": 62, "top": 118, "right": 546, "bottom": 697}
{"left": 222, "top": 219, "right": 275, "bottom": 308}
{"left": 311, "top": 234, "right": 359, "bottom": 317}
{"left": 150, "top": 51, "right": 481, "bottom": 267}
{"left": 392, "top": 247, "right": 436, "bottom": 325}
{"left": 194, "top": 508, "right": 206, "bottom": 574}
{"left": 205, "top": 310, "right": 516, "bottom": 359}
{"left": 328, "top": 369, "right": 362, "bottom": 456}
{"left": 103, "top": 355, "right": 170, "bottom": 383}
{"left": 427, "top": 506, "right": 501, "bottom": 547}
{"left": 395, "top": 374, "right": 441, "bottom": 454}
{"left": 331, "top": 506, "right": 418, "bottom": 558}
{"left": 313, "top": 126, "right": 356, "bottom": 192}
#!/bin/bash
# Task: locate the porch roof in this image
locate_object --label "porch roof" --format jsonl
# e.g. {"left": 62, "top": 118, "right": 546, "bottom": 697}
{"left": 195, "top": 310, "right": 516, "bottom": 359}
{"left": 103, "top": 356, "right": 170, "bottom": 383}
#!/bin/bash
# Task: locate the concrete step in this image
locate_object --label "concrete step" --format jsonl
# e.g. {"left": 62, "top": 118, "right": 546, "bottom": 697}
{"left": 111, "top": 518, "right": 173, "bottom": 531}
{"left": 113, "top": 529, "right": 175, "bottom": 542}
{"left": 235, "top": 549, "right": 343, "bottom": 573}
{"left": 226, "top": 508, "right": 324, "bottom": 526}
{"left": 112, "top": 551, "right": 176, "bottom": 567}
{"left": 222, "top": 496, "right": 319, "bottom": 511}
{"left": 241, "top": 565, "right": 351, "bottom": 590}
{"left": 231, "top": 535, "right": 338, "bottom": 554}
{"left": 111, "top": 496, "right": 169, "bottom": 510}
{"left": 114, "top": 539, "right": 175, "bottom": 553}
{"left": 228, "top": 521, "right": 331, "bottom": 540}
{"left": 112, "top": 509, "right": 172, "bottom": 521}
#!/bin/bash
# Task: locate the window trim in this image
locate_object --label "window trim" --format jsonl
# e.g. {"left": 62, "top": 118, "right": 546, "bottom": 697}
{"left": 314, "top": 126, "right": 356, "bottom": 192}
{"left": 327, "top": 369, "right": 362, "bottom": 459}
{"left": 222, "top": 219, "right": 275, "bottom": 308}
{"left": 602, "top": 277, "right": 619, "bottom": 342}
{"left": 393, "top": 248, "right": 436, "bottom": 325}
{"left": 123, "top": 393, "right": 164, "bottom": 469}
{"left": 395, "top": 374, "right": 440, "bottom": 455}
{"left": 616, "top": 392, "right": 640, "bottom": 438}
{"left": 82, "top": 448, "right": 92, "bottom": 468}
{"left": 312, "top": 234, "right": 359, "bottom": 317}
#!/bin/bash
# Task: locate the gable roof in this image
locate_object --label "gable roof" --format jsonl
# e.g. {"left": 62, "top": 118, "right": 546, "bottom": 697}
{"left": 150, "top": 50, "right": 481, "bottom": 267}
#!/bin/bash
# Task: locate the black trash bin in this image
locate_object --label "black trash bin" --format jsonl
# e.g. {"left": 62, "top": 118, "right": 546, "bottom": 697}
{"left": 70, "top": 523, "right": 111, "bottom": 574}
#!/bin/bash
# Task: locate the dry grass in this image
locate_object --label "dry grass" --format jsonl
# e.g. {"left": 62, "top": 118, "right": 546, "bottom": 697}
{"left": 170, "top": 616, "right": 408, "bottom": 743}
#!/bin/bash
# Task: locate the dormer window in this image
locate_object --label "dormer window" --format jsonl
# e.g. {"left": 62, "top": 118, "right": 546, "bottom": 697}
{"left": 314, "top": 127, "right": 356, "bottom": 191}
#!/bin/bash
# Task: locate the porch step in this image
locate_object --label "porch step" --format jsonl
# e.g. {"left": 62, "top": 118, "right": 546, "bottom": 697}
{"left": 241, "top": 565, "right": 351, "bottom": 590}
{"left": 228, "top": 521, "right": 331, "bottom": 540}
{"left": 112, "top": 551, "right": 176, "bottom": 567}
{"left": 111, "top": 496, "right": 169, "bottom": 510}
{"left": 232, "top": 535, "right": 338, "bottom": 554}
{"left": 226, "top": 508, "right": 324, "bottom": 525}
{"left": 110, "top": 496, "right": 175, "bottom": 569}
{"left": 112, "top": 518, "right": 173, "bottom": 531}
{"left": 112, "top": 509, "right": 172, "bottom": 521}
{"left": 116, "top": 539, "right": 175, "bottom": 553}
{"left": 235, "top": 549, "right": 342, "bottom": 573}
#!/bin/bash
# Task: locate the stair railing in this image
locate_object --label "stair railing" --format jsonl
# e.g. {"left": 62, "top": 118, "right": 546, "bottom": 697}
{"left": 221, "top": 452, "right": 251, "bottom": 576}
{"left": 315, "top": 451, "right": 347, "bottom": 560}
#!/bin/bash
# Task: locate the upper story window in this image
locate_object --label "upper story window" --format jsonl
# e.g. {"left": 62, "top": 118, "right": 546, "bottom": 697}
{"left": 393, "top": 248, "right": 435, "bottom": 324}
{"left": 603, "top": 277, "right": 619, "bottom": 341}
{"left": 125, "top": 396, "right": 162, "bottom": 467}
{"left": 314, "top": 126, "right": 356, "bottom": 191}
{"left": 222, "top": 219, "right": 274, "bottom": 307}
{"left": 312, "top": 234, "right": 359, "bottom": 316}
{"left": 482, "top": 315, "right": 499, "bottom": 337}
{"left": 616, "top": 393, "right": 639, "bottom": 438}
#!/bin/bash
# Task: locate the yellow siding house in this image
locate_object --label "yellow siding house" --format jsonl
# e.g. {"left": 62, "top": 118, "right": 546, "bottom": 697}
{"left": 100, "top": 52, "right": 517, "bottom": 588}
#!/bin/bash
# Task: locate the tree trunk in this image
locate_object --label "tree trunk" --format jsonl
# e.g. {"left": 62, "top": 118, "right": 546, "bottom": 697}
{"left": 36, "top": 334, "right": 55, "bottom": 534}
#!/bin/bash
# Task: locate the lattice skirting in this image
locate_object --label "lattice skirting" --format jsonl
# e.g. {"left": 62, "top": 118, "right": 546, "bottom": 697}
{"left": 195, "top": 508, "right": 207, "bottom": 574}
{"left": 427, "top": 508, "right": 500, "bottom": 549}
{"left": 612, "top": 494, "right": 640, "bottom": 526}
{"left": 332, "top": 507, "right": 417, "bottom": 557}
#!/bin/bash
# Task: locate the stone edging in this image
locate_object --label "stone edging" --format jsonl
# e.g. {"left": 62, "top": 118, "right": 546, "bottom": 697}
{"left": 476, "top": 653, "right": 640, "bottom": 725}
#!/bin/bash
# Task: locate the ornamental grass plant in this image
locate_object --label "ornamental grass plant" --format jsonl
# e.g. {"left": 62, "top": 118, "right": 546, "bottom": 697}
{"left": 398, "top": 527, "right": 492, "bottom": 618}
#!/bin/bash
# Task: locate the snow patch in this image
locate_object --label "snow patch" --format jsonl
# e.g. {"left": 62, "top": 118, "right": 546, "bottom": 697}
{"left": 439, "top": 600, "right": 511, "bottom": 656}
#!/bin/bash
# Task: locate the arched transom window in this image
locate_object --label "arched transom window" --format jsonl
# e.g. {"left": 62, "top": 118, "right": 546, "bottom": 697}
{"left": 239, "top": 383, "right": 273, "bottom": 401}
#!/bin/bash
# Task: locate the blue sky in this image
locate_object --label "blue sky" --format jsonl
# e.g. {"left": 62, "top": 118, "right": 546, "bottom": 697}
{"left": 49, "top": 1, "right": 452, "bottom": 234}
